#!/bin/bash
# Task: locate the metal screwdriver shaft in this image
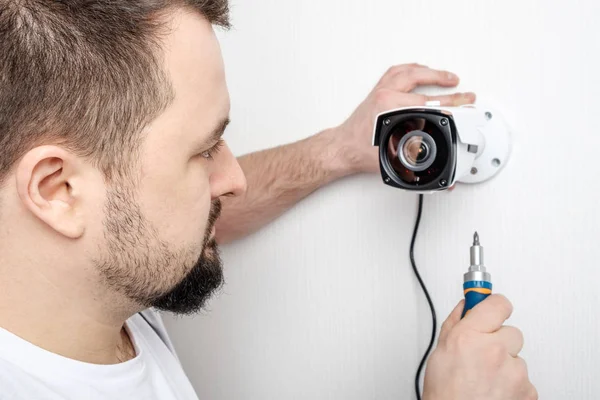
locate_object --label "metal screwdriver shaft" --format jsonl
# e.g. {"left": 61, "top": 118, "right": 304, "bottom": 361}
{"left": 461, "top": 231, "right": 492, "bottom": 318}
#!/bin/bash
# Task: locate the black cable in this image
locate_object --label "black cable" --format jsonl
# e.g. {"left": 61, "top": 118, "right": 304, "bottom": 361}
{"left": 410, "top": 194, "right": 437, "bottom": 400}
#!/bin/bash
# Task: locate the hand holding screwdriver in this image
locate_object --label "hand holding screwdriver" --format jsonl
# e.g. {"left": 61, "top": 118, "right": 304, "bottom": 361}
{"left": 422, "top": 295, "right": 538, "bottom": 400}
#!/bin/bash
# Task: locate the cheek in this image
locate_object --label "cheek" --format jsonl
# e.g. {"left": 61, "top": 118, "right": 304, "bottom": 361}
{"left": 138, "top": 155, "right": 212, "bottom": 244}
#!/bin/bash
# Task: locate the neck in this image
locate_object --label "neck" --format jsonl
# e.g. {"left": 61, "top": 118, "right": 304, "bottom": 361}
{"left": 0, "top": 258, "right": 136, "bottom": 365}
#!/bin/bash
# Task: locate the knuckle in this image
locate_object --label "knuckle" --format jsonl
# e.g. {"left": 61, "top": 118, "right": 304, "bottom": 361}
{"left": 386, "top": 65, "right": 401, "bottom": 76}
{"left": 511, "top": 358, "right": 530, "bottom": 388}
{"left": 491, "top": 293, "right": 513, "bottom": 316}
{"left": 527, "top": 385, "right": 539, "bottom": 400}
{"left": 439, "top": 319, "right": 451, "bottom": 336}
{"left": 516, "top": 357, "right": 529, "bottom": 377}
{"left": 515, "top": 327, "right": 525, "bottom": 347}
{"left": 488, "top": 343, "right": 506, "bottom": 366}
{"left": 512, "top": 325, "right": 524, "bottom": 338}
{"left": 447, "top": 329, "right": 473, "bottom": 352}
{"left": 404, "top": 67, "right": 418, "bottom": 79}
{"left": 505, "top": 325, "right": 524, "bottom": 347}
{"left": 374, "top": 88, "right": 393, "bottom": 106}
{"left": 387, "top": 63, "right": 419, "bottom": 75}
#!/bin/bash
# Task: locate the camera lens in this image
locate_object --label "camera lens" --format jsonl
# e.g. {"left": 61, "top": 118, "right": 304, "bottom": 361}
{"left": 398, "top": 130, "right": 437, "bottom": 172}
{"left": 383, "top": 116, "right": 449, "bottom": 186}
{"left": 403, "top": 136, "right": 430, "bottom": 166}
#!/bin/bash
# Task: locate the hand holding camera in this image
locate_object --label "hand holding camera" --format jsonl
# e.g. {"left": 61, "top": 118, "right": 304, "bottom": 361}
{"left": 330, "top": 64, "right": 476, "bottom": 176}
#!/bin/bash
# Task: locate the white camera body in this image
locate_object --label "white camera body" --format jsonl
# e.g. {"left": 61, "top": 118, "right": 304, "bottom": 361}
{"left": 372, "top": 102, "right": 512, "bottom": 192}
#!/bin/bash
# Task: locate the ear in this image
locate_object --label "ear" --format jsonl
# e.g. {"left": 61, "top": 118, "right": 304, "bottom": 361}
{"left": 15, "top": 146, "right": 86, "bottom": 239}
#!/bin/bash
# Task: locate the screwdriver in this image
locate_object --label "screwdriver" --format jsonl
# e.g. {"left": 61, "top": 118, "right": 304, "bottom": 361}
{"left": 461, "top": 232, "right": 492, "bottom": 318}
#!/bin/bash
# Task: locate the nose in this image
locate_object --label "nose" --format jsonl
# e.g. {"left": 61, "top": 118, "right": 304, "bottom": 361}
{"left": 209, "top": 141, "right": 247, "bottom": 199}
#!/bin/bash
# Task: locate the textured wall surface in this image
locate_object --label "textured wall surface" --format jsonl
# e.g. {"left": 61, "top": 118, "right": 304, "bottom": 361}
{"left": 163, "top": 0, "right": 600, "bottom": 398}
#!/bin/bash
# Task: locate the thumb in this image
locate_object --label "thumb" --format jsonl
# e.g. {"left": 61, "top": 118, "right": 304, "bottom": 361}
{"left": 438, "top": 299, "right": 464, "bottom": 343}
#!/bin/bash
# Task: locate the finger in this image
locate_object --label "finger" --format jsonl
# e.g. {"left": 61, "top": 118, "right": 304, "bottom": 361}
{"left": 525, "top": 384, "right": 539, "bottom": 400}
{"left": 527, "top": 386, "right": 539, "bottom": 400}
{"left": 377, "top": 63, "right": 428, "bottom": 85}
{"left": 506, "top": 357, "right": 537, "bottom": 399}
{"left": 382, "top": 66, "right": 460, "bottom": 92}
{"left": 373, "top": 90, "right": 425, "bottom": 110}
{"left": 373, "top": 91, "right": 474, "bottom": 112}
{"left": 512, "top": 357, "right": 535, "bottom": 395}
{"left": 459, "top": 294, "right": 513, "bottom": 333}
{"left": 438, "top": 300, "right": 465, "bottom": 343}
{"left": 427, "top": 92, "right": 476, "bottom": 107}
{"left": 494, "top": 325, "right": 524, "bottom": 357}
{"left": 513, "top": 356, "right": 529, "bottom": 374}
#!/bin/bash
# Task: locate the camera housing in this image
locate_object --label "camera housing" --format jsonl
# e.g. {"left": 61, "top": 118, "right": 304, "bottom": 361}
{"left": 372, "top": 102, "right": 512, "bottom": 192}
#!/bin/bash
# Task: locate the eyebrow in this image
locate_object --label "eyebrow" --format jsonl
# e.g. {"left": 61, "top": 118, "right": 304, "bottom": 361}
{"left": 204, "top": 117, "right": 230, "bottom": 146}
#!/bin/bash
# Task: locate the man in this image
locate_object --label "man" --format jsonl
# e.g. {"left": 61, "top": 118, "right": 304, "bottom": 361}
{"left": 0, "top": 1, "right": 537, "bottom": 399}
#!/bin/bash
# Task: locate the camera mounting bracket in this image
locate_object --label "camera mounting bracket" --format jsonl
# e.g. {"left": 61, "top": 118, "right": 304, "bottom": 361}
{"left": 457, "top": 104, "right": 511, "bottom": 184}
{"left": 425, "top": 101, "right": 513, "bottom": 185}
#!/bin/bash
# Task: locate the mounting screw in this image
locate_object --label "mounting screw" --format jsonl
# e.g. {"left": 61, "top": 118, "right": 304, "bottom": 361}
{"left": 440, "top": 118, "right": 448, "bottom": 126}
{"left": 384, "top": 177, "right": 391, "bottom": 183}
{"left": 485, "top": 112, "right": 493, "bottom": 120}
{"left": 439, "top": 179, "right": 447, "bottom": 187}
{"left": 471, "top": 167, "right": 478, "bottom": 175}
{"left": 492, "top": 158, "right": 501, "bottom": 167}
{"left": 384, "top": 119, "right": 391, "bottom": 126}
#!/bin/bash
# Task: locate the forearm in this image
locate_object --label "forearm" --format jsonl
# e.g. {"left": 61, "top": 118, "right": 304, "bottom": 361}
{"left": 214, "top": 129, "right": 352, "bottom": 244}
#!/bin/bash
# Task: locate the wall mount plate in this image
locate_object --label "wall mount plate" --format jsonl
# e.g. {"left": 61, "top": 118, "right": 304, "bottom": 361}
{"left": 455, "top": 104, "right": 512, "bottom": 184}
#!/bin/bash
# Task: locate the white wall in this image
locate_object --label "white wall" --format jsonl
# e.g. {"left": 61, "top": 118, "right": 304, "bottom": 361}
{"left": 163, "top": 0, "right": 600, "bottom": 398}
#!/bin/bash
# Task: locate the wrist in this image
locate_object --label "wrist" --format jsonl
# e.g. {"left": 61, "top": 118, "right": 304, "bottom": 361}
{"left": 315, "top": 126, "right": 361, "bottom": 179}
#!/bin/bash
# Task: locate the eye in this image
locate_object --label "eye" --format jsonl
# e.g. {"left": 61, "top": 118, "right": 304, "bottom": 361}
{"left": 200, "top": 140, "right": 224, "bottom": 160}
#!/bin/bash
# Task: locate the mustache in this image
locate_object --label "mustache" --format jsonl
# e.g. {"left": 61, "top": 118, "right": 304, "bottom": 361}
{"left": 203, "top": 198, "right": 222, "bottom": 246}
{"left": 208, "top": 199, "right": 222, "bottom": 227}
{"left": 202, "top": 199, "right": 222, "bottom": 248}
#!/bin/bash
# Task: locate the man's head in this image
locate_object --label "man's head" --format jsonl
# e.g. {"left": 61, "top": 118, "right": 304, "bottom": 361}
{"left": 0, "top": 1, "right": 246, "bottom": 316}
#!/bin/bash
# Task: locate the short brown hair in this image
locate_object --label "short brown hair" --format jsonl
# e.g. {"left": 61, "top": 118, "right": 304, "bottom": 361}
{"left": 0, "top": 0, "right": 230, "bottom": 184}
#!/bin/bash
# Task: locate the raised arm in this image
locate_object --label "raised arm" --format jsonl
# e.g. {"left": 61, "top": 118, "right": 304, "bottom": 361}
{"left": 215, "top": 64, "right": 476, "bottom": 244}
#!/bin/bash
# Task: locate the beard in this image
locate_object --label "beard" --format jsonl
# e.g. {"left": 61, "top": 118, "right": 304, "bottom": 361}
{"left": 95, "top": 184, "right": 224, "bottom": 315}
{"left": 151, "top": 200, "right": 223, "bottom": 314}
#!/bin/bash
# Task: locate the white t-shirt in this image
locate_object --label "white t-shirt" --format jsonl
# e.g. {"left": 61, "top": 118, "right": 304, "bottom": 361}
{"left": 0, "top": 309, "right": 199, "bottom": 400}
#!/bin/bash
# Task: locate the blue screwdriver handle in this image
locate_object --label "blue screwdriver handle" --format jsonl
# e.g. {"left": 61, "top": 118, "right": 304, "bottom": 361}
{"left": 461, "top": 280, "right": 492, "bottom": 318}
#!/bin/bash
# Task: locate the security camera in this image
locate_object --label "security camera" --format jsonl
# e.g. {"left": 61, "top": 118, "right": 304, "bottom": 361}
{"left": 372, "top": 102, "right": 512, "bottom": 192}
